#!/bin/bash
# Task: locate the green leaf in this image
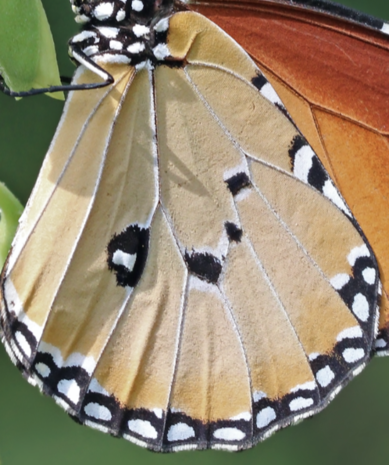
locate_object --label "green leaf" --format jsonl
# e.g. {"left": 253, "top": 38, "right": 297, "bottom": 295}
{"left": 0, "top": 183, "right": 23, "bottom": 270}
{"left": 0, "top": 0, "right": 64, "bottom": 100}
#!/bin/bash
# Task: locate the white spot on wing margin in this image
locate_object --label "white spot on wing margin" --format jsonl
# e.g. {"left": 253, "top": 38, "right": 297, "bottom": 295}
{"left": 128, "top": 419, "right": 158, "bottom": 439}
{"left": 167, "top": 423, "right": 195, "bottom": 441}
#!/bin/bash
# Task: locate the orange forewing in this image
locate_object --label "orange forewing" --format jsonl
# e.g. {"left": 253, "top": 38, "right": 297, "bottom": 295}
{"left": 189, "top": 0, "right": 389, "bottom": 344}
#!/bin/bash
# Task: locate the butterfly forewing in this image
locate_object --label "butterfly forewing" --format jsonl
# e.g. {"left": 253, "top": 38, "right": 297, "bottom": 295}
{"left": 0, "top": 5, "right": 380, "bottom": 452}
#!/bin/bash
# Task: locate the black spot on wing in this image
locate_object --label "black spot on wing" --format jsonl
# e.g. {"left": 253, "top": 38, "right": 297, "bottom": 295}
{"left": 107, "top": 225, "right": 149, "bottom": 288}
{"left": 184, "top": 251, "right": 222, "bottom": 284}
{"left": 225, "top": 222, "right": 242, "bottom": 243}
{"left": 307, "top": 156, "right": 327, "bottom": 192}
{"left": 251, "top": 73, "right": 268, "bottom": 91}
{"left": 225, "top": 172, "right": 251, "bottom": 196}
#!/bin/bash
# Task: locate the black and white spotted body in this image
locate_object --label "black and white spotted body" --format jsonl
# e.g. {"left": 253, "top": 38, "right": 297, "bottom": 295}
{"left": 69, "top": 0, "right": 180, "bottom": 67}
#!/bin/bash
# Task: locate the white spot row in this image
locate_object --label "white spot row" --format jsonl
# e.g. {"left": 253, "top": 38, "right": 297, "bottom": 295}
{"left": 94, "top": 3, "right": 114, "bottom": 21}
{"left": 348, "top": 244, "right": 370, "bottom": 266}
{"left": 153, "top": 43, "right": 170, "bottom": 60}
{"left": 88, "top": 378, "right": 110, "bottom": 396}
{"left": 322, "top": 179, "right": 350, "bottom": 215}
{"left": 15, "top": 331, "right": 32, "bottom": 358}
{"left": 331, "top": 267, "right": 375, "bottom": 291}
{"left": 362, "top": 267, "right": 376, "bottom": 285}
{"left": 167, "top": 423, "right": 194, "bottom": 442}
{"left": 256, "top": 407, "right": 276, "bottom": 429}
{"left": 167, "top": 423, "right": 246, "bottom": 443}
{"left": 117, "top": 10, "right": 125, "bottom": 21}
{"left": 337, "top": 326, "right": 363, "bottom": 341}
{"left": 83, "top": 401, "right": 164, "bottom": 430}
{"left": 110, "top": 40, "right": 123, "bottom": 51}
{"left": 132, "top": 0, "right": 144, "bottom": 11}
{"left": 316, "top": 365, "right": 335, "bottom": 388}
{"left": 133, "top": 24, "right": 150, "bottom": 37}
{"left": 35, "top": 362, "right": 51, "bottom": 378}
{"left": 253, "top": 390, "right": 267, "bottom": 402}
{"left": 85, "top": 402, "right": 112, "bottom": 421}
{"left": 291, "top": 144, "right": 350, "bottom": 215}
{"left": 330, "top": 273, "right": 350, "bottom": 290}
{"left": 375, "top": 338, "right": 387, "bottom": 349}
{"left": 58, "top": 379, "right": 81, "bottom": 404}
{"left": 129, "top": 419, "right": 158, "bottom": 439}
{"left": 259, "top": 82, "right": 284, "bottom": 108}
{"left": 94, "top": 54, "right": 132, "bottom": 65}
{"left": 343, "top": 347, "right": 364, "bottom": 363}
{"left": 127, "top": 42, "right": 146, "bottom": 54}
{"left": 290, "top": 381, "right": 316, "bottom": 393}
{"left": 154, "top": 18, "right": 169, "bottom": 33}
{"left": 72, "top": 30, "right": 99, "bottom": 44}
{"left": 38, "top": 342, "right": 96, "bottom": 375}
{"left": 352, "top": 293, "right": 369, "bottom": 322}
{"left": 257, "top": 396, "right": 315, "bottom": 429}
{"left": 75, "top": 14, "right": 90, "bottom": 24}
{"left": 289, "top": 397, "right": 314, "bottom": 412}
{"left": 381, "top": 23, "right": 389, "bottom": 35}
{"left": 83, "top": 45, "right": 99, "bottom": 57}
{"left": 214, "top": 428, "right": 245, "bottom": 441}
{"left": 97, "top": 27, "right": 120, "bottom": 39}
{"left": 293, "top": 144, "right": 315, "bottom": 183}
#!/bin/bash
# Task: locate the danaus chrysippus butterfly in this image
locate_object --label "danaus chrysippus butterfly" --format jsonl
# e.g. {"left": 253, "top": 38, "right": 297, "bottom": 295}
{"left": 0, "top": 0, "right": 386, "bottom": 453}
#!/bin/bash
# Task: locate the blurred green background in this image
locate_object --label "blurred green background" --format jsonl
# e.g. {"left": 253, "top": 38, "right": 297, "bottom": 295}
{"left": 1, "top": 1, "right": 389, "bottom": 464}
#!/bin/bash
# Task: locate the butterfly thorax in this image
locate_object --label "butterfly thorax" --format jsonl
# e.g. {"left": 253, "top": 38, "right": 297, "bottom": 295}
{"left": 69, "top": 0, "right": 186, "bottom": 66}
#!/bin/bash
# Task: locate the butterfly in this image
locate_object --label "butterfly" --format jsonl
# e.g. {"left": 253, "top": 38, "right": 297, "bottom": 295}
{"left": 0, "top": 0, "right": 385, "bottom": 453}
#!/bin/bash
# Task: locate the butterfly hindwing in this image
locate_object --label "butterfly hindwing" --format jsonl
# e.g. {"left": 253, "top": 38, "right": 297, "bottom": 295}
{"left": 190, "top": 0, "right": 389, "bottom": 355}
{"left": 0, "top": 7, "right": 380, "bottom": 451}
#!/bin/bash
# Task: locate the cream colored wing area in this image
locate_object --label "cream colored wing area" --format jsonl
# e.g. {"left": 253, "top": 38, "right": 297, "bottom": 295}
{"left": 90, "top": 207, "right": 186, "bottom": 411}
{"left": 169, "top": 281, "right": 251, "bottom": 422}
{"left": 6, "top": 65, "right": 132, "bottom": 275}
{"left": 4, "top": 71, "right": 132, "bottom": 341}
{"left": 35, "top": 68, "right": 158, "bottom": 364}
{"left": 166, "top": 12, "right": 258, "bottom": 84}
{"left": 2, "top": 66, "right": 160, "bottom": 375}
{"left": 186, "top": 65, "right": 296, "bottom": 172}
{"left": 154, "top": 66, "right": 241, "bottom": 252}
{"left": 221, "top": 238, "right": 315, "bottom": 400}
{"left": 250, "top": 162, "right": 365, "bottom": 279}
{"left": 235, "top": 187, "right": 358, "bottom": 356}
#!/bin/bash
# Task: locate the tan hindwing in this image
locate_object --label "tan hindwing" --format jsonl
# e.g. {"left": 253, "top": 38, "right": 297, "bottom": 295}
{"left": 0, "top": 11, "right": 379, "bottom": 452}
